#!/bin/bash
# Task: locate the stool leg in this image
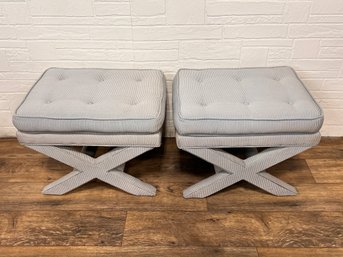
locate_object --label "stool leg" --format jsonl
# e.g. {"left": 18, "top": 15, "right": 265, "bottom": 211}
{"left": 183, "top": 172, "right": 242, "bottom": 198}
{"left": 247, "top": 171, "right": 297, "bottom": 196}
{"left": 97, "top": 170, "right": 156, "bottom": 196}
{"left": 42, "top": 169, "right": 95, "bottom": 195}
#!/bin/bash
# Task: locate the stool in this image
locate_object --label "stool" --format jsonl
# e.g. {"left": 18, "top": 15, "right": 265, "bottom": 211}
{"left": 13, "top": 68, "right": 166, "bottom": 196}
{"left": 173, "top": 67, "right": 323, "bottom": 198}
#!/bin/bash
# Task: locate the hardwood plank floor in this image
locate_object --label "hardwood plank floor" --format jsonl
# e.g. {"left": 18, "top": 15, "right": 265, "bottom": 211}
{"left": 0, "top": 137, "right": 342, "bottom": 256}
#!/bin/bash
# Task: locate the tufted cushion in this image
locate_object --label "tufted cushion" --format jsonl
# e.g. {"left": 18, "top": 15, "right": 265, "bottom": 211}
{"left": 13, "top": 68, "right": 166, "bottom": 134}
{"left": 173, "top": 66, "right": 323, "bottom": 136}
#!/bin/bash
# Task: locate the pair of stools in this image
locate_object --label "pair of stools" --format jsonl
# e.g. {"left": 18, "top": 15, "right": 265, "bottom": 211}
{"left": 12, "top": 67, "right": 323, "bottom": 198}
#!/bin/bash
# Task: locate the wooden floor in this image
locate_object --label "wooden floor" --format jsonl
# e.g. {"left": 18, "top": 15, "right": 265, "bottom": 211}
{"left": 0, "top": 137, "right": 342, "bottom": 257}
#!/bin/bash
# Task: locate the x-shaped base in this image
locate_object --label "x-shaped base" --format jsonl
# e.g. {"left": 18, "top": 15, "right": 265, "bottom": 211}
{"left": 27, "top": 145, "right": 156, "bottom": 196}
{"left": 183, "top": 146, "right": 310, "bottom": 198}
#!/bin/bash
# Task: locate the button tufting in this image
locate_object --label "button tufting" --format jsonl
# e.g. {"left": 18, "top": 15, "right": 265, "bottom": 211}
{"left": 243, "top": 101, "right": 249, "bottom": 105}
{"left": 235, "top": 77, "right": 242, "bottom": 82}
{"left": 87, "top": 101, "right": 94, "bottom": 105}
{"left": 199, "top": 102, "right": 207, "bottom": 107}
{"left": 46, "top": 100, "right": 52, "bottom": 104}
{"left": 288, "top": 101, "right": 293, "bottom": 105}
{"left": 58, "top": 75, "right": 65, "bottom": 81}
{"left": 274, "top": 77, "right": 281, "bottom": 81}
{"left": 136, "top": 78, "right": 142, "bottom": 82}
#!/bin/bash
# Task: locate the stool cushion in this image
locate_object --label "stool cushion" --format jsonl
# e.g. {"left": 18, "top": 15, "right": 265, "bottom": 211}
{"left": 173, "top": 66, "right": 323, "bottom": 136}
{"left": 13, "top": 68, "right": 166, "bottom": 134}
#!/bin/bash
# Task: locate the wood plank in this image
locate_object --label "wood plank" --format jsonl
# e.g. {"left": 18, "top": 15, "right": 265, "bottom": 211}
{"left": 295, "top": 138, "right": 343, "bottom": 160}
{"left": 0, "top": 246, "right": 258, "bottom": 257}
{"left": 0, "top": 210, "right": 126, "bottom": 246}
{"left": 307, "top": 159, "right": 343, "bottom": 183}
{"left": 0, "top": 158, "right": 69, "bottom": 182}
{"left": 123, "top": 211, "right": 343, "bottom": 247}
{"left": 0, "top": 182, "right": 207, "bottom": 212}
{"left": 0, "top": 139, "right": 43, "bottom": 159}
{"left": 207, "top": 184, "right": 343, "bottom": 211}
{"left": 258, "top": 248, "right": 343, "bottom": 257}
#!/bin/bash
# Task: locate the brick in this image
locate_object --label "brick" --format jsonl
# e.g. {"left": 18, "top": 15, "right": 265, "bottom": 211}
{"left": 0, "top": 41, "right": 25, "bottom": 48}
{"left": 206, "top": 15, "right": 283, "bottom": 25}
{"left": 94, "top": 3, "right": 130, "bottom": 16}
{"left": 53, "top": 40, "right": 117, "bottom": 50}
{"left": 0, "top": 51, "right": 9, "bottom": 71}
{"left": 0, "top": 80, "right": 34, "bottom": 92}
{"left": 132, "top": 41, "right": 178, "bottom": 50}
{"left": 319, "top": 47, "right": 343, "bottom": 58}
{"left": 30, "top": 0, "right": 93, "bottom": 16}
{"left": 0, "top": 127, "right": 16, "bottom": 137}
{"left": 134, "top": 50, "right": 178, "bottom": 61}
{"left": 308, "top": 15, "right": 343, "bottom": 23}
{"left": 240, "top": 47, "right": 268, "bottom": 67}
{"left": 243, "top": 39, "right": 293, "bottom": 47}
{"left": 206, "top": 1, "right": 284, "bottom": 15}
{"left": 302, "top": 79, "right": 324, "bottom": 91}
{"left": 0, "top": 26, "right": 16, "bottom": 39}
{"left": 90, "top": 26, "right": 132, "bottom": 40}
{"left": 293, "top": 39, "right": 320, "bottom": 59}
{"left": 131, "top": 0, "right": 164, "bottom": 16}
{"left": 320, "top": 125, "right": 343, "bottom": 136}
{"left": 0, "top": 111, "right": 12, "bottom": 126}
{"left": 16, "top": 26, "right": 89, "bottom": 39}
{"left": 32, "top": 17, "right": 93, "bottom": 25}
{"left": 0, "top": 100, "right": 9, "bottom": 110}
{"left": 3, "top": 3, "right": 31, "bottom": 24}
{"left": 95, "top": 17, "right": 131, "bottom": 26}
{"left": 133, "top": 26, "right": 222, "bottom": 40}
{"left": 289, "top": 25, "right": 343, "bottom": 38}
{"left": 292, "top": 60, "right": 342, "bottom": 71}
{"left": 283, "top": 2, "right": 311, "bottom": 22}
{"left": 323, "top": 109, "right": 343, "bottom": 125}
{"left": 224, "top": 25, "right": 288, "bottom": 39}
{"left": 5, "top": 49, "right": 30, "bottom": 61}
{"left": 268, "top": 47, "right": 292, "bottom": 59}
{"left": 166, "top": 0, "right": 205, "bottom": 24}
{"left": 323, "top": 80, "right": 343, "bottom": 91}
{"left": 311, "top": 0, "right": 343, "bottom": 14}
{"left": 132, "top": 16, "right": 165, "bottom": 26}
{"left": 179, "top": 41, "right": 240, "bottom": 60}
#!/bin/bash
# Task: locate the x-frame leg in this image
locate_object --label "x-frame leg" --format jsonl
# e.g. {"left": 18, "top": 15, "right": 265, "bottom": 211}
{"left": 27, "top": 145, "right": 156, "bottom": 196}
{"left": 182, "top": 146, "right": 310, "bottom": 198}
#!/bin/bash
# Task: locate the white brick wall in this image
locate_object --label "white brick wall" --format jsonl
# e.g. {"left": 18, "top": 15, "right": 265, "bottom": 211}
{"left": 0, "top": 0, "right": 342, "bottom": 137}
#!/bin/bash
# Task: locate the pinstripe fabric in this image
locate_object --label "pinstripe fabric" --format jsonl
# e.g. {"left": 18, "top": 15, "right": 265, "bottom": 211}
{"left": 183, "top": 146, "right": 308, "bottom": 198}
{"left": 17, "top": 131, "right": 161, "bottom": 147}
{"left": 176, "top": 132, "right": 321, "bottom": 148}
{"left": 173, "top": 66, "right": 324, "bottom": 135}
{"left": 28, "top": 145, "right": 156, "bottom": 196}
{"left": 13, "top": 68, "right": 166, "bottom": 134}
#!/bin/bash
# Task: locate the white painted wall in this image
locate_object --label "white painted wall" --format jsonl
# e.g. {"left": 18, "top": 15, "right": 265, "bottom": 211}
{"left": 0, "top": 0, "right": 342, "bottom": 137}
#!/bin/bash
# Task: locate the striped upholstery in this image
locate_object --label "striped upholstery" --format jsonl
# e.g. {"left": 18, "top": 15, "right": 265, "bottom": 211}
{"left": 13, "top": 68, "right": 166, "bottom": 134}
{"left": 173, "top": 66, "right": 323, "bottom": 136}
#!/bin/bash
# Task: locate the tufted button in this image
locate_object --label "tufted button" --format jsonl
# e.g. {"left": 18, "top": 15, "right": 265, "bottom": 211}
{"left": 197, "top": 77, "right": 203, "bottom": 83}
{"left": 243, "top": 101, "right": 250, "bottom": 105}
{"left": 136, "top": 78, "right": 142, "bottom": 82}
{"left": 199, "top": 102, "right": 207, "bottom": 107}
{"left": 87, "top": 101, "right": 94, "bottom": 105}
{"left": 58, "top": 75, "right": 65, "bottom": 81}
{"left": 45, "top": 100, "right": 52, "bottom": 104}
{"left": 235, "top": 77, "right": 242, "bottom": 82}
{"left": 288, "top": 101, "right": 293, "bottom": 105}
{"left": 274, "top": 77, "right": 281, "bottom": 81}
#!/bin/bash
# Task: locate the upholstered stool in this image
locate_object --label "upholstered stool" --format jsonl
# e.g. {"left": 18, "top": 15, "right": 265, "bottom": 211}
{"left": 173, "top": 67, "right": 323, "bottom": 198}
{"left": 13, "top": 68, "right": 166, "bottom": 196}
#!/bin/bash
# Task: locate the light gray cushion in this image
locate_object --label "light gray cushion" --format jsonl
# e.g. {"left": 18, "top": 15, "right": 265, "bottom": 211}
{"left": 13, "top": 68, "right": 166, "bottom": 134}
{"left": 173, "top": 66, "right": 323, "bottom": 136}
